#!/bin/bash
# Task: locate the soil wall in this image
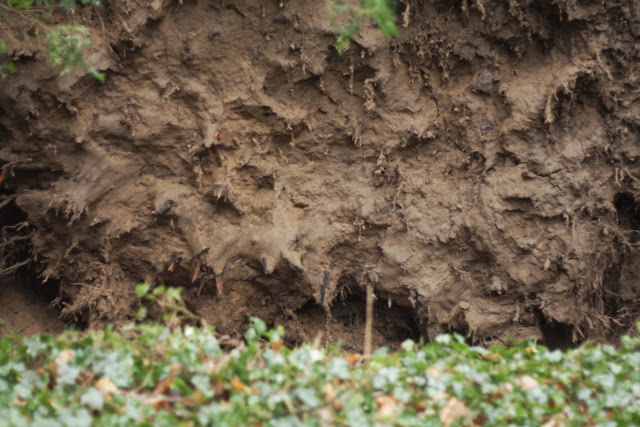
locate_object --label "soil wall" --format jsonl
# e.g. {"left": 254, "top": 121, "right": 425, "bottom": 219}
{"left": 1, "top": 0, "right": 640, "bottom": 347}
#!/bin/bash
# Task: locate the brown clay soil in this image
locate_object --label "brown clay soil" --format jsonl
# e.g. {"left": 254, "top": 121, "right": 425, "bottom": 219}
{"left": 1, "top": 0, "right": 640, "bottom": 348}
{"left": 0, "top": 276, "right": 64, "bottom": 337}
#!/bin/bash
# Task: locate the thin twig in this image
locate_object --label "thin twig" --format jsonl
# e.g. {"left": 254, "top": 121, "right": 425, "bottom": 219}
{"left": 364, "top": 282, "right": 374, "bottom": 361}
{"left": 0, "top": 258, "right": 31, "bottom": 275}
{"left": 0, "top": 4, "right": 49, "bottom": 31}
{"left": 0, "top": 195, "right": 16, "bottom": 210}
{"left": 0, "top": 234, "right": 31, "bottom": 248}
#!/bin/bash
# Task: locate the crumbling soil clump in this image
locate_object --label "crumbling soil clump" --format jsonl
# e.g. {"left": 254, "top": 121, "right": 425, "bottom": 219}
{"left": 1, "top": 0, "right": 640, "bottom": 347}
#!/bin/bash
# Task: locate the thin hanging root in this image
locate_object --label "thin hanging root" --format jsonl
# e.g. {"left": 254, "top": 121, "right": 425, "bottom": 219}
{"left": 363, "top": 282, "right": 374, "bottom": 362}
{"left": 167, "top": 253, "right": 181, "bottom": 272}
{"left": 215, "top": 275, "right": 223, "bottom": 296}
{"left": 0, "top": 195, "right": 16, "bottom": 210}
{"left": 320, "top": 269, "right": 329, "bottom": 305}
{"left": 197, "top": 278, "right": 205, "bottom": 296}
{"left": 0, "top": 258, "right": 31, "bottom": 275}
{"left": 0, "top": 234, "right": 31, "bottom": 249}
{"left": 191, "top": 257, "right": 202, "bottom": 283}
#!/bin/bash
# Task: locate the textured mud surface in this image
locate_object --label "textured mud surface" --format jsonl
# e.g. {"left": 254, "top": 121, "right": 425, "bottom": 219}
{"left": 0, "top": 277, "right": 64, "bottom": 336}
{"left": 1, "top": 0, "right": 640, "bottom": 347}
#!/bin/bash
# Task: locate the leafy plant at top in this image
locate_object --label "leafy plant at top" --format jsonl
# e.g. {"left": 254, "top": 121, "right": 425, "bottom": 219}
{"left": 0, "top": 0, "right": 104, "bottom": 81}
{"left": 45, "top": 24, "right": 104, "bottom": 81}
{"left": 0, "top": 39, "right": 14, "bottom": 78}
{"left": 2, "top": 0, "right": 100, "bottom": 11}
{"left": 329, "top": 0, "right": 400, "bottom": 54}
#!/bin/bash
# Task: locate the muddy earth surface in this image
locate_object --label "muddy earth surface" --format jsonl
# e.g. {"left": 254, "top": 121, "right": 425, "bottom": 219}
{"left": 1, "top": 0, "right": 640, "bottom": 349}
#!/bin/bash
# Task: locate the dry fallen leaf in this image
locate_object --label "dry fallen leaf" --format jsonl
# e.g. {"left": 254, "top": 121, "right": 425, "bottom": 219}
{"left": 182, "top": 389, "right": 205, "bottom": 408}
{"left": 414, "top": 398, "right": 429, "bottom": 410}
{"left": 11, "top": 397, "right": 27, "bottom": 407}
{"left": 426, "top": 367, "right": 441, "bottom": 378}
{"left": 272, "top": 339, "right": 285, "bottom": 352}
{"left": 603, "top": 409, "right": 615, "bottom": 420}
{"left": 324, "top": 382, "right": 337, "bottom": 402}
{"left": 375, "top": 394, "right": 399, "bottom": 417}
{"left": 482, "top": 352, "right": 502, "bottom": 361}
{"left": 154, "top": 364, "right": 183, "bottom": 395}
{"left": 515, "top": 375, "right": 539, "bottom": 390}
{"left": 542, "top": 417, "right": 565, "bottom": 427}
{"left": 343, "top": 353, "right": 362, "bottom": 364}
{"left": 55, "top": 349, "right": 74, "bottom": 366}
{"left": 213, "top": 377, "right": 225, "bottom": 396}
{"left": 76, "top": 370, "right": 97, "bottom": 387}
{"left": 439, "top": 397, "right": 470, "bottom": 426}
{"left": 317, "top": 407, "right": 334, "bottom": 425}
{"left": 95, "top": 377, "right": 120, "bottom": 402}
{"left": 230, "top": 377, "right": 247, "bottom": 392}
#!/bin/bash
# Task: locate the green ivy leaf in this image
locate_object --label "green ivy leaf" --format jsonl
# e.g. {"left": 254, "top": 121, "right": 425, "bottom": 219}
{"left": 135, "top": 283, "right": 151, "bottom": 298}
{"left": 80, "top": 387, "right": 104, "bottom": 410}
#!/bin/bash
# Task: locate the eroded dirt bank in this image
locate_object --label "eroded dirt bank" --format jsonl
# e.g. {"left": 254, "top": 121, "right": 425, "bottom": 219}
{"left": 1, "top": 0, "right": 639, "bottom": 347}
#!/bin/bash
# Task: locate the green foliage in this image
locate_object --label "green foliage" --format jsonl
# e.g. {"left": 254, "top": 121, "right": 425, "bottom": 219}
{"left": 0, "top": 39, "right": 14, "bottom": 78}
{"left": 45, "top": 25, "right": 104, "bottom": 82}
{"left": 329, "top": 0, "right": 400, "bottom": 54}
{"left": 1, "top": 317, "right": 640, "bottom": 425}
{"left": 3, "top": 0, "right": 99, "bottom": 11}
{"left": 0, "top": 0, "right": 104, "bottom": 81}
{"left": 134, "top": 283, "right": 199, "bottom": 327}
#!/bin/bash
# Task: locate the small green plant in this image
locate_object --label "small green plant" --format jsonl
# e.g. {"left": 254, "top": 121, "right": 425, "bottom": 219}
{"left": 329, "top": 0, "right": 400, "bottom": 54}
{"left": 45, "top": 24, "right": 104, "bottom": 82}
{"left": 0, "top": 39, "right": 14, "bottom": 78}
{"left": 0, "top": 0, "right": 104, "bottom": 81}
{"left": 134, "top": 283, "right": 199, "bottom": 327}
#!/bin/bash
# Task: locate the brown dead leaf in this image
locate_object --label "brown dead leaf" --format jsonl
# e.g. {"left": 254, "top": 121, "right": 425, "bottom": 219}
{"left": 55, "top": 349, "right": 74, "bottom": 367}
{"left": 272, "top": 339, "right": 285, "bottom": 352}
{"left": 439, "top": 397, "right": 470, "bottom": 426}
{"left": 515, "top": 375, "right": 539, "bottom": 390}
{"left": 481, "top": 352, "right": 502, "bottom": 361}
{"left": 214, "top": 377, "right": 225, "bottom": 396}
{"left": 324, "top": 383, "right": 337, "bottom": 402}
{"left": 317, "top": 407, "right": 334, "bottom": 426}
{"left": 12, "top": 397, "right": 27, "bottom": 406}
{"left": 375, "top": 394, "right": 399, "bottom": 417}
{"left": 604, "top": 409, "right": 615, "bottom": 420}
{"left": 230, "top": 377, "right": 247, "bottom": 392}
{"left": 95, "top": 377, "right": 120, "bottom": 402}
{"left": 343, "top": 353, "right": 362, "bottom": 364}
{"left": 541, "top": 419, "right": 563, "bottom": 427}
{"left": 46, "top": 397, "right": 61, "bottom": 409}
{"left": 579, "top": 402, "right": 588, "bottom": 415}
{"left": 153, "top": 364, "right": 183, "bottom": 395}
{"left": 76, "top": 370, "right": 97, "bottom": 388}
{"left": 542, "top": 417, "right": 565, "bottom": 427}
{"left": 154, "top": 400, "right": 171, "bottom": 411}
{"left": 182, "top": 389, "right": 205, "bottom": 408}
{"left": 426, "top": 367, "right": 441, "bottom": 378}
{"left": 415, "top": 398, "right": 429, "bottom": 410}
